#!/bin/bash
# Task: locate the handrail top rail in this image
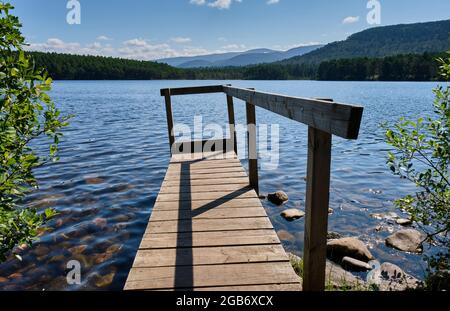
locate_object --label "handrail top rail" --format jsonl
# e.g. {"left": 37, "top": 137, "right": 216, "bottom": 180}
{"left": 160, "top": 84, "right": 363, "bottom": 140}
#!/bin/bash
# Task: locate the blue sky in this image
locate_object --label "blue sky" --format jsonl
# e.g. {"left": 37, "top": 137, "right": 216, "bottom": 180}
{"left": 8, "top": 0, "right": 450, "bottom": 60}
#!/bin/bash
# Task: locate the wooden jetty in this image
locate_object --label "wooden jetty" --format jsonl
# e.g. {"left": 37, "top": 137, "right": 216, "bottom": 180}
{"left": 124, "top": 85, "right": 363, "bottom": 291}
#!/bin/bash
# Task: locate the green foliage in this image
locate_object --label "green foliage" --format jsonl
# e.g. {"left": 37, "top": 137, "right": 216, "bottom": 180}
{"left": 384, "top": 52, "right": 450, "bottom": 277}
{"left": 0, "top": 2, "right": 69, "bottom": 262}
{"left": 318, "top": 53, "right": 444, "bottom": 81}
{"left": 29, "top": 51, "right": 446, "bottom": 81}
{"left": 282, "top": 19, "right": 450, "bottom": 65}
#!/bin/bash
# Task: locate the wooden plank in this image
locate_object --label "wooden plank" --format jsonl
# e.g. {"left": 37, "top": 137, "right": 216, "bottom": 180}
{"left": 150, "top": 206, "right": 267, "bottom": 221}
{"left": 140, "top": 229, "right": 280, "bottom": 249}
{"left": 246, "top": 101, "right": 259, "bottom": 195}
{"left": 164, "top": 171, "right": 248, "bottom": 180}
{"left": 172, "top": 139, "right": 231, "bottom": 154}
{"left": 160, "top": 85, "right": 227, "bottom": 96}
{"left": 156, "top": 188, "right": 256, "bottom": 202}
{"left": 163, "top": 89, "right": 175, "bottom": 153}
{"left": 153, "top": 197, "right": 263, "bottom": 211}
{"left": 169, "top": 160, "right": 242, "bottom": 170}
{"left": 124, "top": 262, "right": 300, "bottom": 290}
{"left": 227, "top": 95, "right": 238, "bottom": 155}
{"left": 170, "top": 151, "right": 237, "bottom": 163}
{"left": 193, "top": 283, "right": 302, "bottom": 291}
{"left": 303, "top": 127, "right": 332, "bottom": 291}
{"left": 223, "top": 85, "right": 363, "bottom": 139}
{"left": 133, "top": 244, "right": 289, "bottom": 268}
{"left": 145, "top": 217, "right": 273, "bottom": 234}
{"left": 166, "top": 166, "right": 245, "bottom": 175}
{"left": 159, "top": 183, "right": 249, "bottom": 194}
{"left": 162, "top": 177, "right": 249, "bottom": 187}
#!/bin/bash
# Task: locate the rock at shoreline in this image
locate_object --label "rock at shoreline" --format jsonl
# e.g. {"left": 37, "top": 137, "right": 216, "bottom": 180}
{"left": 370, "top": 212, "right": 399, "bottom": 221}
{"left": 367, "top": 262, "right": 421, "bottom": 291}
{"left": 327, "top": 237, "right": 374, "bottom": 262}
{"left": 327, "top": 232, "right": 343, "bottom": 240}
{"left": 396, "top": 218, "right": 413, "bottom": 226}
{"left": 281, "top": 209, "right": 305, "bottom": 221}
{"left": 287, "top": 252, "right": 366, "bottom": 289}
{"left": 385, "top": 229, "right": 425, "bottom": 253}
{"left": 268, "top": 191, "right": 289, "bottom": 205}
{"left": 341, "top": 256, "right": 372, "bottom": 272}
{"left": 326, "top": 260, "right": 366, "bottom": 289}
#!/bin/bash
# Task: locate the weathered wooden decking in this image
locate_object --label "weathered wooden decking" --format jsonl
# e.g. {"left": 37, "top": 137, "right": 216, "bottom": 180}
{"left": 124, "top": 84, "right": 363, "bottom": 291}
{"left": 124, "top": 151, "right": 301, "bottom": 291}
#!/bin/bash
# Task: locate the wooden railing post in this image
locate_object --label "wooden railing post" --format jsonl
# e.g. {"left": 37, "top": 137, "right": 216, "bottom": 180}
{"left": 303, "top": 126, "right": 332, "bottom": 291}
{"left": 246, "top": 102, "right": 259, "bottom": 195}
{"left": 163, "top": 89, "right": 175, "bottom": 154}
{"left": 226, "top": 95, "right": 238, "bottom": 155}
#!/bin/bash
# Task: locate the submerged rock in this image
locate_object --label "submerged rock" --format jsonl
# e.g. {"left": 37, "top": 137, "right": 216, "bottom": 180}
{"left": 68, "top": 245, "right": 88, "bottom": 255}
{"left": 93, "top": 217, "right": 108, "bottom": 229}
{"left": 367, "top": 262, "right": 421, "bottom": 291}
{"left": 385, "top": 229, "right": 425, "bottom": 253}
{"left": 268, "top": 191, "right": 289, "bottom": 205}
{"left": 280, "top": 209, "right": 305, "bottom": 221}
{"left": 94, "top": 272, "right": 116, "bottom": 288}
{"left": 396, "top": 218, "right": 413, "bottom": 226}
{"left": 34, "top": 245, "right": 50, "bottom": 257}
{"left": 327, "top": 237, "right": 374, "bottom": 262}
{"left": 85, "top": 176, "right": 105, "bottom": 185}
{"left": 276, "top": 229, "right": 295, "bottom": 242}
{"left": 341, "top": 256, "right": 372, "bottom": 272}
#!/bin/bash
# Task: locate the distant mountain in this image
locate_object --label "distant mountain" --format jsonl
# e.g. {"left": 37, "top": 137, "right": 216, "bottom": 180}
{"left": 157, "top": 45, "right": 323, "bottom": 68}
{"left": 280, "top": 19, "right": 450, "bottom": 65}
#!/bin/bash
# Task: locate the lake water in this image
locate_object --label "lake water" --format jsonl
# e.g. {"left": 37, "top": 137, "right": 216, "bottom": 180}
{"left": 0, "top": 80, "right": 443, "bottom": 290}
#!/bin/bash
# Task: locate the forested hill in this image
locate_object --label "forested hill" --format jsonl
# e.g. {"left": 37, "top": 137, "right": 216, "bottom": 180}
{"left": 27, "top": 51, "right": 445, "bottom": 81}
{"left": 281, "top": 19, "right": 450, "bottom": 65}
{"left": 29, "top": 52, "right": 185, "bottom": 80}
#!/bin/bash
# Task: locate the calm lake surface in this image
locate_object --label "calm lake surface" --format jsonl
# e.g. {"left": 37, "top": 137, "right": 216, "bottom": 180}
{"left": 0, "top": 80, "right": 443, "bottom": 290}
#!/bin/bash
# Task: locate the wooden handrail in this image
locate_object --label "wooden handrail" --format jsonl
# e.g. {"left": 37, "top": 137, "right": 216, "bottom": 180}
{"left": 160, "top": 85, "right": 227, "bottom": 96}
{"left": 222, "top": 85, "right": 363, "bottom": 139}
{"left": 160, "top": 84, "right": 364, "bottom": 291}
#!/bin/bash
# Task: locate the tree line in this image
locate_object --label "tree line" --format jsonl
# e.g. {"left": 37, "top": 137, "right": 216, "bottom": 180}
{"left": 28, "top": 51, "right": 445, "bottom": 81}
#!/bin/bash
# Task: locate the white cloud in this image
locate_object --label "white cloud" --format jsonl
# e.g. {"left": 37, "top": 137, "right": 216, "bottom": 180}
{"left": 267, "top": 0, "right": 280, "bottom": 4}
{"left": 170, "top": 37, "right": 192, "bottom": 44}
{"left": 190, "top": 0, "right": 206, "bottom": 5}
{"left": 96, "top": 35, "right": 111, "bottom": 41}
{"left": 27, "top": 37, "right": 215, "bottom": 60}
{"left": 190, "top": 0, "right": 242, "bottom": 9}
{"left": 208, "top": 0, "right": 232, "bottom": 9}
{"left": 342, "top": 16, "right": 360, "bottom": 24}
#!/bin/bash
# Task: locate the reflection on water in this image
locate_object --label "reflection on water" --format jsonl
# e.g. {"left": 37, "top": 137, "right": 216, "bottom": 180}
{"left": 0, "top": 80, "right": 441, "bottom": 290}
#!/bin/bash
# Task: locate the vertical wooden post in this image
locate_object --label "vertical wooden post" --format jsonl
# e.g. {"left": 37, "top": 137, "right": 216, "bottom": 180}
{"left": 246, "top": 102, "right": 259, "bottom": 195}
{"left": 226, "top": 95, "right": 238, "bottom": 155}
{"left": 303, "top": 127, "right": 332, "bottom": 291}
{"left": 163, "top": 89, "right": 175, "bottom": 154}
